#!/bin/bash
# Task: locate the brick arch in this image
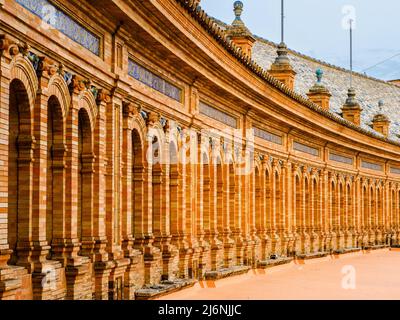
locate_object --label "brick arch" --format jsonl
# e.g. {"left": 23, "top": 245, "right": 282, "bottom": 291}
{"left": 47, "top": 73, "right": 71, "bottom": 119}
{"left": 78, "top": 90, "right": 97, "bottom": 132}
{"left": 146, "top": 123, "right": 166, "bottom": 166}
{"left": 9, "top": 55, "right": 38, "bottom": 110}
{"left": 7, "top": 77, "right": 35, "bottom": 264}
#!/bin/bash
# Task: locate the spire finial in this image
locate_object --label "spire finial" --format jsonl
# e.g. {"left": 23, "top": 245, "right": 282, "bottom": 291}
{"left": 378, "top": 99, "right": 384, "bottom": 113}
{"left": 316, "top": 68, "right": 323, "bottom": 84}
{"left": 233, "top": 1, "right": 243, "bottom": 21}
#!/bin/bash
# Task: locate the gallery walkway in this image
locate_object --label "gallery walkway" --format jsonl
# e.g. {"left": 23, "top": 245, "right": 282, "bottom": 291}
{"left": 158, "top": 249, "right": 400, "bottom": 300}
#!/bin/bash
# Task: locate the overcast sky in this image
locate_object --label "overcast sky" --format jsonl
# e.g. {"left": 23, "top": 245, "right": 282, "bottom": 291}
{"left": 201, "top": 0, "right": 400, "bottom": 81}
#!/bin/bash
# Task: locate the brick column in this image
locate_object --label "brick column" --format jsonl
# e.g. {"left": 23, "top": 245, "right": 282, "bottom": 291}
{"left": 301, "top": 166, "right": 310, "bottom": 254}
{"left": 209, "top": 138, "right": 223, "bottom": 271}
{"left": 0, "top": 38, "right": 29, "bottom": 300}
{"left": 63, "top": 76, "right": 92, "bottom": 300}
{"left": 196, "top": 133, "right": 210, "bottom": 276}
{"left": 270, "top": 159, "right": 281, "bottom": 255}
{"left": 134, "top": 112, "right": 161, "bottom": 284}
{"left": 121, "top": 102, "right": 144, "bottom": 298}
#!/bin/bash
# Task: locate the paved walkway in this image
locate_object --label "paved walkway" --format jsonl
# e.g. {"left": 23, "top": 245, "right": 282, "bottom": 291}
{"left": 158, "top": 249, "right": 400, "bottom": 300}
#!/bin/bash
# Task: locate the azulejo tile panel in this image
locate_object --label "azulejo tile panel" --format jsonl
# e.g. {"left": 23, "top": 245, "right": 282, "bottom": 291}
{"left": 361, "top": 160, "right": 383, "bottom": 171}
{"left": 329, "top": 152, "right": 353, "bottom": 165}
{"left": 199, "top": 101, "right": 237, "bottom": 128}
{"left": 253, "top": 127, "right": 282, "bottom": 145}
{"left": 128, "top": 59, "right": 182, "bottom": 102}
{"left": 15, "top": 0, "right": 100, "bottom": 56}
{"left": 293, "top": 141, "right": 319, "bottom": 156}
{"left": 391, "top": 167, "right": 400, "bottom": 175}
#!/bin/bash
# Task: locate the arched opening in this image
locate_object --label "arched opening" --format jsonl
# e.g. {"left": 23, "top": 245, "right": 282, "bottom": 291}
{"left": 362, "top": 186, "right": 369, "bottom": 231}
{"left": 77, "top": 108, "right": 92, "bottom": 244}
{"left": 295, "top": 175, "right": 301, "bottom": 233}
{"left": 8, "top": 79, "right": 32, "bottom": 264}
{"left": 339, "top": 183, "right": 345, "bottom": 235}
{"left": 202, "top": 153, "right": 210, "bottom": 239}
{"left": 216, "top": 157, "right": 224, "bottom": 238}
{"left": 274, "top": 171, "right": 281, "bottom": 231}
{"left": 254, "top": 167, "right": 261, "bottom": 233}
{"left": 132, "top": 129, "right": 144, "bottom": 240}
{"left": 152, "top": 135, "right": 163, "bottom": 239}
{"left": 330, "top": 181, "right": 337, "bottom": 234}
{"left": 377, "top": 188, "right": 383, "bottom": 235}
{"left": 46, "top": 96, "right": 64, "bottom": 252}
{"left": 370, "top": 186, "right": 376, "bottom": 232}
{"left": 312, "top": 178, "right": 319, "bottom": 233}
{"left": 304, "top": 177, "right": 310, "bottom": 233}
{"left": 169, "top": 141, "right": 180, "bottom": 241}
{"left": 265, "top": 169, "right": 271, "bottom": 233}
{"left": 346, "top": 184, "right": 352, "bottom": 233}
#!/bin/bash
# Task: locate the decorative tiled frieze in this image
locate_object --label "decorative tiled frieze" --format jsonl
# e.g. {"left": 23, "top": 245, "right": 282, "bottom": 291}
{"left": 253, "top": 127, "right": 282, "bottom": 145}
{"left": 128, "top": 59, "right": 182, "bottom": 102}
{"left": 391, "top": 167, "right": 400, "bottom": 175}
{"left": 16, "top": 0, "right": 101, "bottom": 56}
{"left": 361, "top": 160, "right": 383, "bottom": 171}
{"left": 199, "top": 101, "right": 237, "bottom": 128}
{"left": 329, "top": 152, "right": 353, "bottom": 165}
{"left": 293, "top": 141, "right": 319, "bottom": 156}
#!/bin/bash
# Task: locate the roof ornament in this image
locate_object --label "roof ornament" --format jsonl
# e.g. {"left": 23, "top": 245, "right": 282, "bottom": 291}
{"left": 273, "top": 0, "right": 290, "bottom": 65}
{"left": 316, "top": 68, "right": 323, "bottom": 84}
{"left": 378, "top": 99, "right": 384, "bottom": 113}
{"left": 233, "top": 1, "right": 244, "bottom": 23}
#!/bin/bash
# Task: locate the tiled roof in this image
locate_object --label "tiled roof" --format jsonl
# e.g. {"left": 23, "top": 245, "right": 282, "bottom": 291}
{"left": 252, "top": 37, "right": 400, "bottom": 140}
{"left": 176, "top": 0, "right": 400, "bottom": 145}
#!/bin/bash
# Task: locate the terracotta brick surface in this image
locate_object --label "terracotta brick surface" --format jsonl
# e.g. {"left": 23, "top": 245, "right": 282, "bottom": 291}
{"left": 1, "top": 0, "right": 400, "bottom": 300}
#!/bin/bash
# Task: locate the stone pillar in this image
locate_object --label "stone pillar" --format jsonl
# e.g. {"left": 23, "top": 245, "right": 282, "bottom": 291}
{"left": 270, "top": 159, "right": 282, "bottom": 255}
{"left": 120, "top": 102, "right": 144, "bottom": 298}
{"left": 208, "top": 138, "right": 223, "bottom": 271}
{"left": 196, "top": 133, "right": 210, "bottom": 277}
{"left": 62, "top": 76, "right": 92, "bottom": 300}
{"left": 0, "top": 37, "right": 31, "bottom": 300}
{"left": 321, "top": 169, "right": 329, "bottom": 252}
{"left": 255, "top": 157, "right": 270, "bottom": 261}
{"left": 301, "top": 166, "right": 310, "bottom": 254}
{"left": 133, "top": 112, "right": 162, "bottom": 284}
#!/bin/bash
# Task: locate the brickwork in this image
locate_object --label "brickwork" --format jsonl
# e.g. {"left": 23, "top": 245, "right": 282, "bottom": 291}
{"left": 1, "top": 0, "right": 400, "bottom": 300}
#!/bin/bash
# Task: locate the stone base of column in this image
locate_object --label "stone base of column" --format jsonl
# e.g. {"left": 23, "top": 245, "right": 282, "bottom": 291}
{"left": 375, "top": 229, "right": 384, "bottom": 245}
{"left": 310, "top": 232, "right": 320, "bottom": 253}
{"left": 134, "top": 238, "right": 163, "bottom": 285}
{"left": 270, "top": 233, "right": 281, "bottom": 256}
{"left": 161, "top": 247, "right": 179, "bottom": 281}
{"left": 0, "top": 249, "right": 32, "bottom": 300}
{"left": 210, "top": 242, "right": 223, "bottom": 271}
{"left": 64, "top": 256, "right": 93, "bottom": 300}
{"left": 108, "top": 257, "right": 131, "bottom": 300}
{"left": 11, "top": 241, "right": 67, "bottom": 300}
{"left": 344, "top": 231, "right": 354, "bottom": 248}
{"left": 223, "top": 238, "right": 235, "bottom": 269}
{"left": 368, "top": 230, "right": 376, "bottom": 246}
{"left": 249, "top": 236, "right": 260, "bottom": 267}
{"left": 124, "top": 250, "right": 145, "bottom": 300}
{"left": 258, "top": 235, "right": 271, "bottom": 261}
{"left": 197, "top": 242, "right": 210, "bottom": 280}
{"left": 31, "top": 260, "right": 66, "bottom": 300}
{"left": 335, "top": 231, "right": 345, "bottom": 250}
{"left": 153, "top": 236, "right": 180, "bottom": 281}
{"left": 300, "top": 232, "right": 310, "bottom": 255}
